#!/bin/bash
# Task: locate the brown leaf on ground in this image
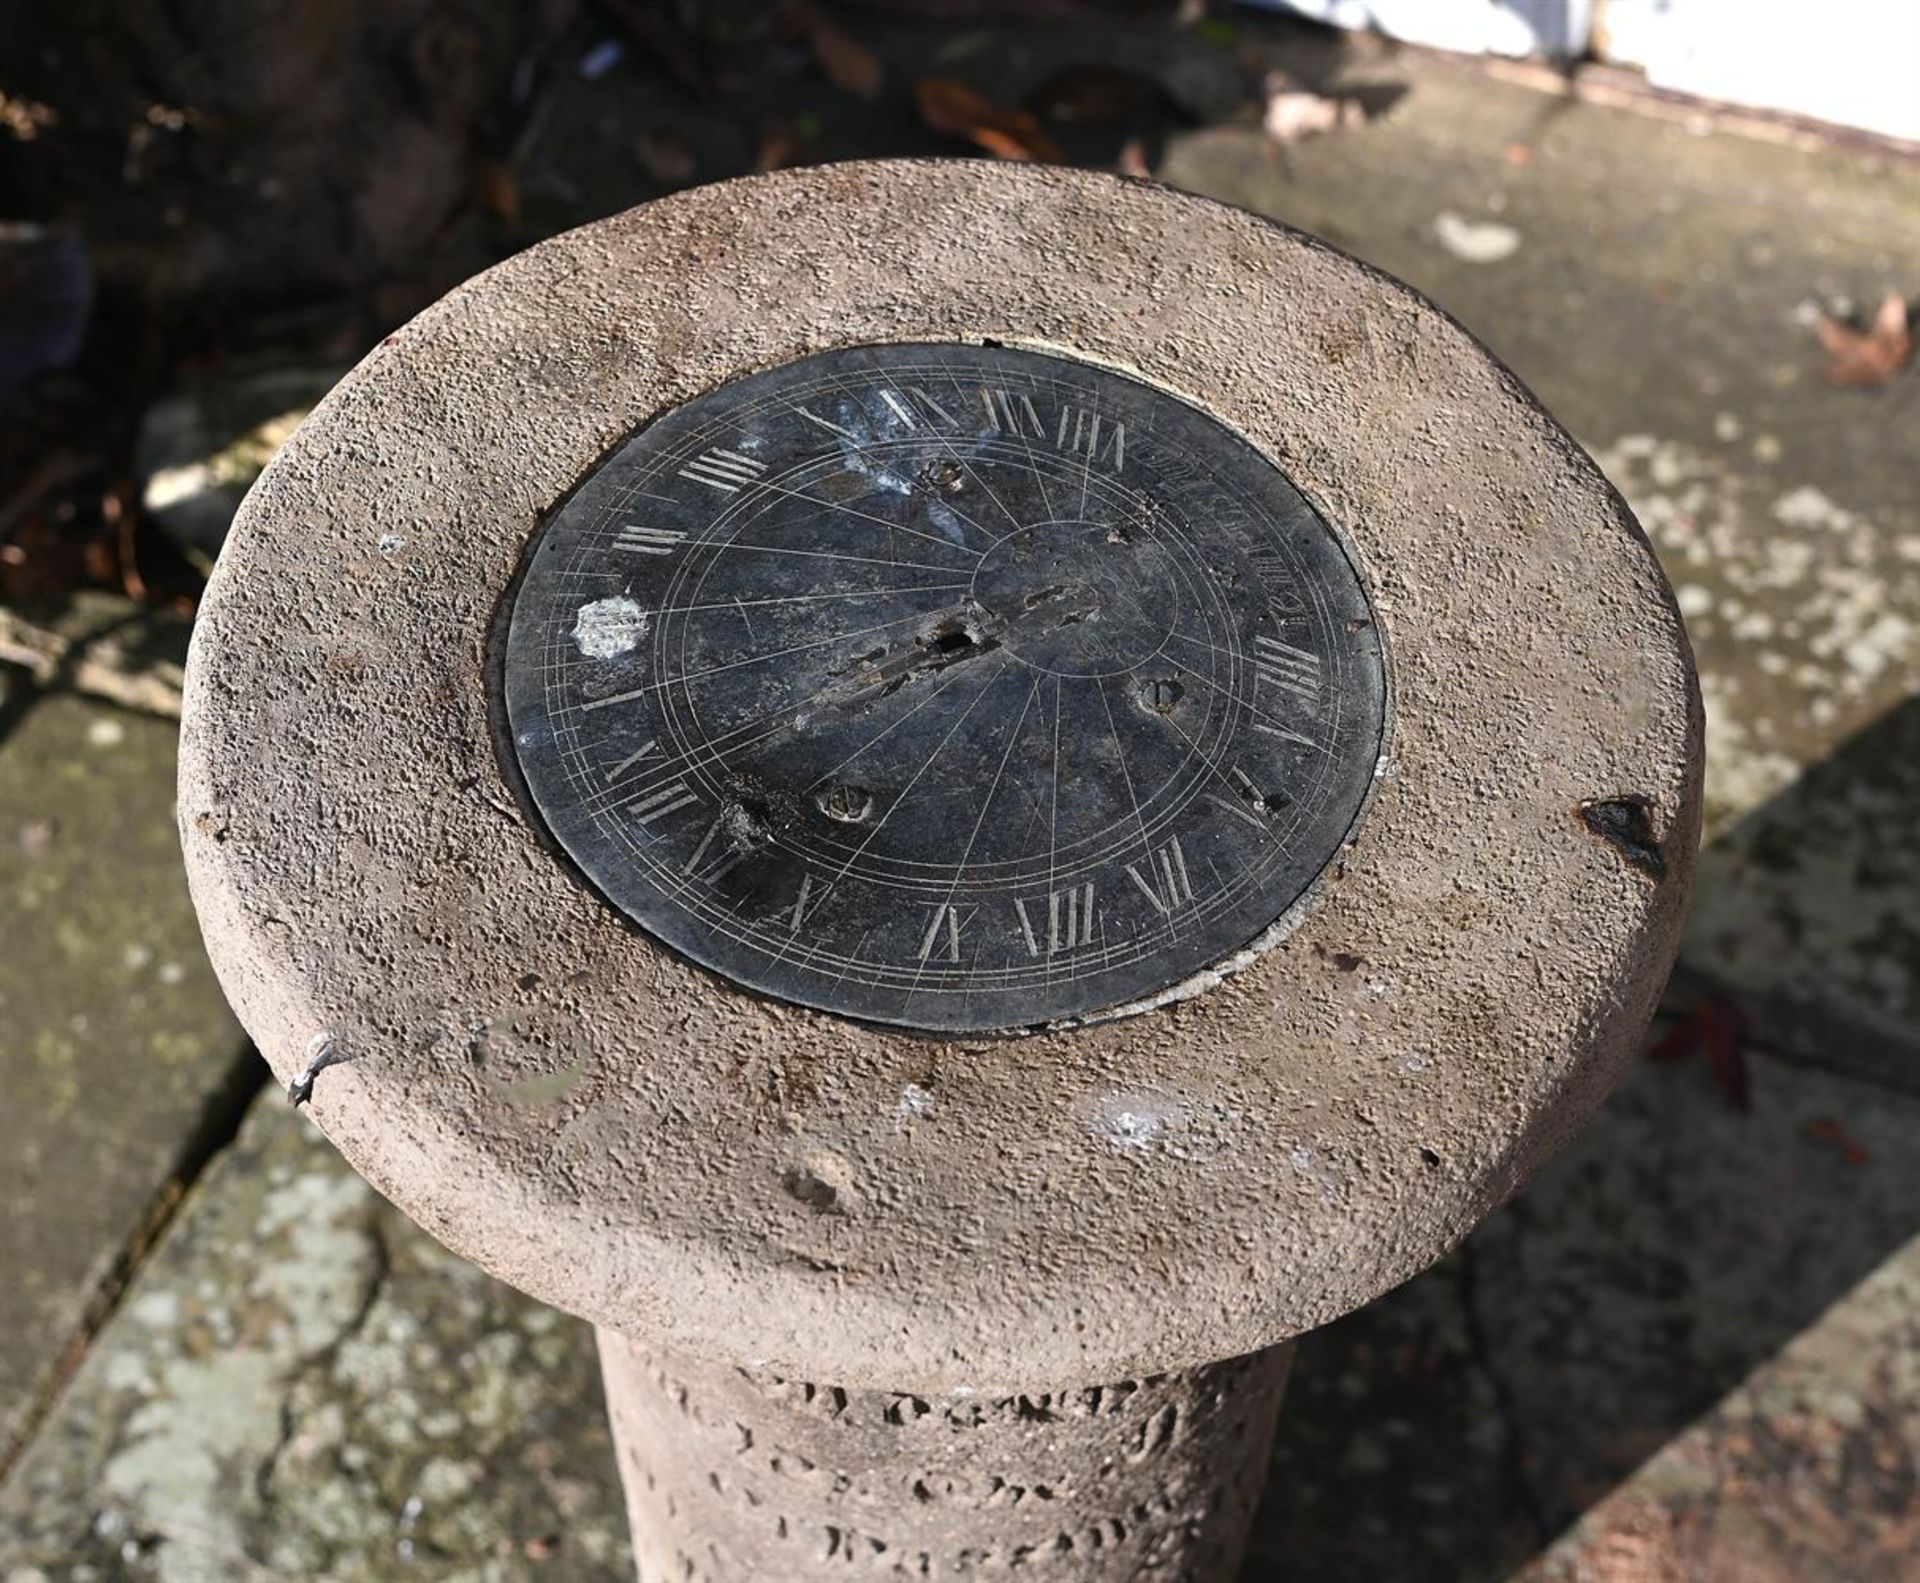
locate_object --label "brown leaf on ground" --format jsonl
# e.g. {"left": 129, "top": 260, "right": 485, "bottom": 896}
{"left": 1261, "top": 71, "right": 1369, "bottom": 145}
{"left": 1648, "top": 994, "right": 1751, "bottom": 1111}
{"left": 477, "top": 163, "right": 521, "bottom": 225}
{"left": 755, "top": 118, "right": 803, "bottom": 173}
{"left": 1805, "top": 1117, "right": 1870, "bottom": 1165}
{"left": 777, "top": 3, "right": 882, "bottom": 100}
{"left": 915, "top": 78, "right": 1064, "bottom": 163}
{"left": 806, "top": 7, "right": 884, "bottom": 100}
{"left": 1814, "top": 292, "right": 1912, "bottom": 388}
{"left": 1027, "top": 65, "right": 1183, "bottom": 127}
{"left": 634, "top": 131, "right": 697, "bottom": 186}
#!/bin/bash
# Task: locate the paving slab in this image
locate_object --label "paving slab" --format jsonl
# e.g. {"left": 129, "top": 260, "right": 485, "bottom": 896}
{"left": 1523, "top": 1228, "right": 1920, "bottom": 1583}
{"left": 1251, "top": 1035, "right": 1920, "bottom": 1580}
{"left": 1154, "top": 36, "right": 1920, "bottom": 1078}
{"left": 10, "top": 1030, "right": 1910, "bottom": 1581}
{"left": 0, "top": 1096, "right": 629, "bottom": 1583}
{"left": 0, "top": 685, "right": 249, "bottom": 1466}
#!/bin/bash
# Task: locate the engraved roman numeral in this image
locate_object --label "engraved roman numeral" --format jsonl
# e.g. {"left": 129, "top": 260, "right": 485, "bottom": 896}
{"left": 917, "top": 902, "right": 971, "bottom": 963}
{"left": 785, "top": 871, "right": 829, "bottom": 933}
{"left": 1252, "top": 634, "right": 1321, "bottom": 704}
{"left": 604, "top": 737, "right": 660, "bottom": 785}
{"left": 678, "top": 447, "right": 768, "bottom": 495}
{"left": 626, "top": 780, "right": 700, "bottom": 830}
{"left": 980, "top": 387, "right": 1047, "bottom": 439}
{"left": 1124, "top": 837, "right": 1195, "bottom": 915}
{"left": 1251, "top": 552, "right": 1307, "bottom": 617}
{"left": 876, "top": 385, "right": 959, "bottom": 429}
{"left": 579, "top": 685, "right": 649, "bottom": 714}
{"left": 682, "top": 814, "right": 749, "bottom": 884}
{"left": 1013, "top": 883, "right": 1096, "bottom": 956}
{"left": 613, "top": 523, "right": 687, "bottom": 555}
{"left": 1054, "top": 407, "right": 1125, "bottom": 472}
{"left": 795, "top": 404, "right": 858, "bottom": 441}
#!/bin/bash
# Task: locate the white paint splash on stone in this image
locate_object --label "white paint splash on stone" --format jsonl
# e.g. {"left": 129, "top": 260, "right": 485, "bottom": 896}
{"left": 377, "top": 532, "right": 406, "bottom": 558}
{"left": 572, "top": 596, "right": 649, "bottom": 659}
{"left": 1088, "top": 1090, "right": 1236, "bottom": 1161}
{"left": 895, "top": 1083, "right": 936, "bottom": 1124}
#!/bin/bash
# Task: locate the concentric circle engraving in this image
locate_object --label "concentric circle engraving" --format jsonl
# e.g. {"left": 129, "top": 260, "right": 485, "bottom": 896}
{"left": 502, "top": 343, "right": 1384, "bottom": 1031}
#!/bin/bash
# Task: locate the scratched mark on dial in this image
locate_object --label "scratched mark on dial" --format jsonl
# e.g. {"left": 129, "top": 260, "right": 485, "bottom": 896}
{"left": 502, "top": 343, "right": 1384, "bottom": 1032}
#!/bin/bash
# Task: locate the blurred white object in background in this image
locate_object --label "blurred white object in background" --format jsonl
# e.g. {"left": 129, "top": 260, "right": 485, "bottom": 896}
{"left": 1600, "top": 0, "right": 1920, "bottom": 143}
{"left": 1253, "top": 0, "right": 1920, "bottom": 143}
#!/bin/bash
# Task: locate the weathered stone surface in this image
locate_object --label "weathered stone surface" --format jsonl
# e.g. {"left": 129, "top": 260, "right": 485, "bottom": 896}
{"left": 0, "top": 689, "right": 247, "bottom": 1464}
{"left": 0, "top": 1097, "right": 629, "bottom": 1582}
{"left": 1253, "top": 1036, "right": 1920, "bottom": 1579}
{"left": 137, "top": 365, "right": 346, "bottom": 573}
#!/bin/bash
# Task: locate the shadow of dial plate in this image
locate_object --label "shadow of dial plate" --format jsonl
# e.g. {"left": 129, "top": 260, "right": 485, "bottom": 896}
{"left": 502, "top": 343, "right": 1385, "bottom": 1032}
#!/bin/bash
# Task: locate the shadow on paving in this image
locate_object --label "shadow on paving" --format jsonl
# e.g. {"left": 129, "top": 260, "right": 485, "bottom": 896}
{"left": 1249, "top": 694, "right": 1920, "bottom": 1581}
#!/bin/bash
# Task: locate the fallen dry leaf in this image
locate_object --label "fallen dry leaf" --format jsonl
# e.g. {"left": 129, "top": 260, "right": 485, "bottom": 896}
{"left": 1261, "top": 71, "right": 1367, "bottom": 145}
{"left": 1814, "top": 292, "right": 1912, "bottom": 388}
{"left": 1805, "top": 1117, "right": 1870, "bottom": 1165}
{"left": 1027, "top": 65, "right": 1181, "bottom": 127}
{"left": 915, "top": 78, "right": 1064, "bottom": 163}
{"left": 1649, "top": 994, "right": 1751, "bottom": 1111}
{"left": 477, "top": 163, "right": 521, "bottom": 225}
{"left": 811, "top": 13, "right": 884, "bottom": 100}
{"left": 779, "top": 2, "right": 884, "bottom": 100}
{"left": 633, "top": 130, "right": 697, "bottom": 186}
{"left": 755, "top": 118, "right": 802, "bottom": 173}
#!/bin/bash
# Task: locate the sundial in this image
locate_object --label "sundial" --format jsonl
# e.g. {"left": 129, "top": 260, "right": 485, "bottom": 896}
{"left": 179, "top": 162, "right": 1702, "bottom": 1580}
{"left": 503, "top": 342, "right": 1383, "bottom": 1030}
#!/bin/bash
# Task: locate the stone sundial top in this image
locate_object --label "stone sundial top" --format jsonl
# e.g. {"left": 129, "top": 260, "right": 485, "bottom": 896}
{"left": 504, "top": 342, "right": 1383, "bottom": 1031}
{"left": 179, "top": 161, "right": 1701, "bottom": 1392}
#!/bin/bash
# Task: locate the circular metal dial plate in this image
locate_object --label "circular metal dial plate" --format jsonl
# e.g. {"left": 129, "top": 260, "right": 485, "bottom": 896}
{"left": 503, "top": 343, "right": 1384, "bottom": 1031}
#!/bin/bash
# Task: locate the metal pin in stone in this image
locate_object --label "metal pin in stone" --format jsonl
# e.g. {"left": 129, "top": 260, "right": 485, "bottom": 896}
{"left": 179, "top": 160, "right": 1702, "bottom": 1578}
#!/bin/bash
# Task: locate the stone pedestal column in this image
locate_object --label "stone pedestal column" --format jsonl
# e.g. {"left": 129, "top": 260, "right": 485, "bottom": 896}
{"left": 179, "top": 159, "right": 1703, "bottom": 1582}
{"left": 598, "top": 1333, "right": 1292, "bottom": 1582}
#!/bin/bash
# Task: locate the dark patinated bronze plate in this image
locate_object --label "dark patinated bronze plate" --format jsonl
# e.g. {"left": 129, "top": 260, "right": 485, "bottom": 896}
{"left": 502, "top": 343, "right": 1384, "bottom": 1031}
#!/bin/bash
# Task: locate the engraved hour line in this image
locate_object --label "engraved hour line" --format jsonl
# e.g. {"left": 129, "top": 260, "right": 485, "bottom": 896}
{"left": 1124, "top": 836, "right": 1196, "bottom": 914}
{"left": 613, "top": 524, "right": 687, "bottom": 555}
{"left": 907, "top": 673, "right": 1040, "bottom": 988}
{"left": 678, "top": 447, "right": 768, "bottom": 495}
{"left": 811, "top": 657, "right": 1013, "bottom": 905}
{"left": 574, "top": 606, "right": 947, "bottom": 718}
{"left": 664, "top": 538, "right": 963, "bottom": 576}
{"left": 649, "top": 583, "right": 970, "bottom": 615}
{"left": 1203, "top": 764, "right": 1271, "bottom": 830}
{"left": 593, "top": 699, "right": 799, "bottom": 813}
{"left": 1096, "top": 674, "right": 1163, "bottom": 927}
{"left": 730, "top": 471, "right": 986, "bottom": 560}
